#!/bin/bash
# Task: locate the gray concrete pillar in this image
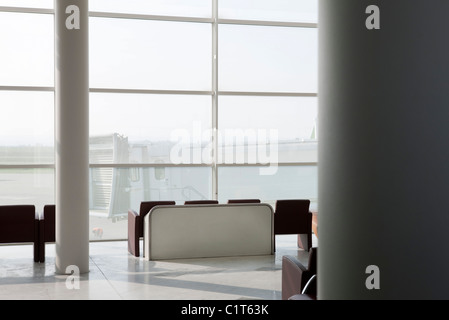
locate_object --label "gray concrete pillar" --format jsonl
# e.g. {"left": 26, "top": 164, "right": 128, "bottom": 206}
{"left": 54, "top": 0, "right": 89, "bottom": 274}
{"left": 319, "top": 1, "right": 449, "bottom": 299}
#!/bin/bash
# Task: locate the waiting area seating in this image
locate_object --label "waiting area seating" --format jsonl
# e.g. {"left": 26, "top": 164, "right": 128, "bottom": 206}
{"left": 282, "top": 247, "right": 317, "bottom": 300}
{"left": 0, "top": 205, "right": 39, "bottom": 262}
{"left": 0, "top": 204, "right": 56, "bottom": 263}
{"left": 127, "top": 198, "right": 314, "bottom": 257}
{"left": 1, "top": 197, "right": 314, "bottom": 263}
{"left": 274, "top": 200, "right": 312, "bottom": 251}
{"left": 128, "top": 201, "right": 176, "bottom": 257}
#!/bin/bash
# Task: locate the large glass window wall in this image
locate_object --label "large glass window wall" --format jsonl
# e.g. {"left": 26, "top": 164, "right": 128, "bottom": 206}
{"left": 0, "top": 0, "right": 318, "bottom": 240}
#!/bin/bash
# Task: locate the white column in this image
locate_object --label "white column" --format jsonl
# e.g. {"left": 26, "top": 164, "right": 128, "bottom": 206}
{"left": 54, "top": 0, "right": 89, "bottom": 274}
{"left": 319, "top": 1, "right": 449, "bottom": 299}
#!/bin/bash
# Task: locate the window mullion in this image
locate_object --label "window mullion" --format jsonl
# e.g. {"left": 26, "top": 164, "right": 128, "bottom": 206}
{"left": 212, "top": 0, "right": 219, "bottom": 200}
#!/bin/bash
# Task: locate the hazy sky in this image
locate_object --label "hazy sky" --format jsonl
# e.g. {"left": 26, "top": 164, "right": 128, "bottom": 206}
{"left": 0, "top": 1, "right": 318, "bottom": 146}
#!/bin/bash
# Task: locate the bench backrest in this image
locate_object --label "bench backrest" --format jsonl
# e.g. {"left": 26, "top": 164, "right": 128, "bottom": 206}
{"left": 144, "top": 203, "right": 274, "bottom": 260}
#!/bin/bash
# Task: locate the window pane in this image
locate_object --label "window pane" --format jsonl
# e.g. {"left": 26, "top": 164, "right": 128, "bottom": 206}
{"left": 89, "top": 93, "right": 212, "bottom": 164}
{"left": 0, "top": 169, "right": 54, "bottom": 210}
{"left": 89, "top": 0, "right": 212, "bottom": 18}
{"left": 219, "top": 0, "right": 318, "bottom": 23}
{"left": 0, "top": 0, "right": 52, "bottom": 8}
{"left": 218, "top": 166, "right": 318, "bottom": 209}
{"left": 90, "top": 18, "right": 212, "bottom": 91}
{"left": 0, "top": 91, "right": 54, "bottom": 164}
{"left": 0, "top": 12, "right": 54, "bottom": 86}
{"left": 219, "top": 24, "right": 317, "bottom": 93}
{"left": 218, "top": 96, "right": 318, "bottom": 163}
{"left": 89, "top": 166, "right": 212, "bottom": 240}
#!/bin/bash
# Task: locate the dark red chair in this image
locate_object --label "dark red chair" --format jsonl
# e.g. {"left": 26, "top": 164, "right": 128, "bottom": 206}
{"left": 128, "top": 201, "right": 175, "bottom": 257}
{"left": 184, "top": 200, "right": 218, "bottom": 205}
{"left": 39, "top": 205, "right": 56, "bottom": 263}
{"left": 274, "top": 199, "right": 312, "bottom": 251}
{"left": 282, "top": 247, "right": 317, "bottom": 300}
{"left": 0, "top": 205, "right": 39, "bottom": 262}
{"left": 227, "top": 199, "right": 261, "bottom": 204}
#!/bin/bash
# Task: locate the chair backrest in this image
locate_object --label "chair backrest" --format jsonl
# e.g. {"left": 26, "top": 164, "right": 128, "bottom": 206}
{"left": 227, "top": 199, "right": 261, "bottom": 204}
{"left": 140, "top": 201, "right": 176, "bottom": 218}
{"left": 274, "top": 199, "right": 311, "bottom": 234}
{"left": 184, "top": 200, "right": 219, "bottom": 205}
{"left": 0, "top": 205, "right": 36, "bottom": 243}
{"left": 42, "top": 205, "right": 56, "bottom": 242}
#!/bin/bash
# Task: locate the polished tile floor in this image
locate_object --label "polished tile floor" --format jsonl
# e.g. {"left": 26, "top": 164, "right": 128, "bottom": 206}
{"left": 0, "top": 235, "right": 317, "bottom": 300}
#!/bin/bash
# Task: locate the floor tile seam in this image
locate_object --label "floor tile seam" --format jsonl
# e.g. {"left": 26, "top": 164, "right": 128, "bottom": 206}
{"left": 88, "top": 255, "right": 125, "bottom": 300}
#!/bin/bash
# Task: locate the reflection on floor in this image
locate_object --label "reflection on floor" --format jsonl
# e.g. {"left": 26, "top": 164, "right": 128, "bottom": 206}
{"left": 0, "top": 235, "right": 317, "bottom": 300}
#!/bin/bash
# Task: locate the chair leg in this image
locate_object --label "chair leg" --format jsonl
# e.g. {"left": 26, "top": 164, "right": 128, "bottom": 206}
{"left": 297, "top": 234, "right": 311, "bottom": 251}
{"left": 34, "top": 243, "right": 40, "bottom": 263}
{"left": 39, "top": 243, "right": 45, "bottom": 263}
